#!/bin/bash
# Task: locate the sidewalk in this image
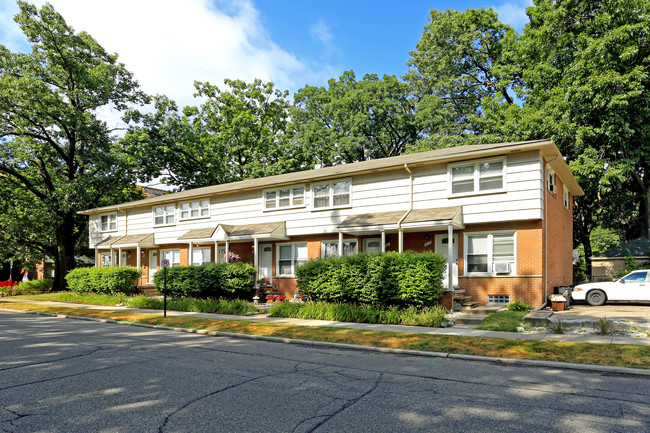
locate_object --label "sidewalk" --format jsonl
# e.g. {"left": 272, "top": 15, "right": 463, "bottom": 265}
{"left": 2, "top": 298, "right": 649, "bottom": 346}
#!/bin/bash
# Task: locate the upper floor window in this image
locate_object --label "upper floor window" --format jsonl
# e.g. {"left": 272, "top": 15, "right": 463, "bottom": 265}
{"left": 154, "top": 205, "right": 175, "bottom": 226}
{"left": 450, "top": 159, "right": 505, "bottom": 196}
{"left": 563, "top": 186, "right": 570, "bottom": 210}
{"left": 313, "top": 179, "right": 351, "bottom": 209}
{"left": 100, "top": 212, "right": 117, "bottom": 232}
{"left": 264, "top": 185, "right": 305, "bottom": 210}
{"left": 547, "top": 168, "right": 556, "bottom": 194}
{"left": 180, "top": 199, "right": 209, "bottom": 219}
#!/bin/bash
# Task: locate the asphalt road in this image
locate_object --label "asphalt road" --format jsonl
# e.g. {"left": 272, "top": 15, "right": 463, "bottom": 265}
{"left": 1, "top": 311, "right": 649, "bottom": 433}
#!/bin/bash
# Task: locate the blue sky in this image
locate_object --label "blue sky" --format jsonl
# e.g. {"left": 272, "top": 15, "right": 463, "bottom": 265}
{"left": 0, "top": 0, "right": 532, "bottom": 104}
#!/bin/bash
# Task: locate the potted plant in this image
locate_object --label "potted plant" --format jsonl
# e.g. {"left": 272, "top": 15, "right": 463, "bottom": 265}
{"left": 549, "top": 294, "right": 566, "bottom": 311}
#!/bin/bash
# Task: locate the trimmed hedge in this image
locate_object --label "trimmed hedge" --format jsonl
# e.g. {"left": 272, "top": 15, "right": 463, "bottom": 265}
{"left": 296, "top": 251, "right": 446, "bottom": 308}
{"left": 13, "top": 279, "right": 53, "bottom": 294}
{"left": 152, "top": 262, "right": 256, "bottom": 299}
{"left": 65, "top": 267, "right": 141, "bottom": 295}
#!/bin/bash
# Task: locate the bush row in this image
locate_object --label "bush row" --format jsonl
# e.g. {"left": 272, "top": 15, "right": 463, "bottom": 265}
{"left": 152, "top": 262, "right": 256, "bottom": 299}
{"left": 65, "top": 267, "right": 141, "bottom": 295}
{"left": 296, "top": 251, "right": 446, "bottom": 308}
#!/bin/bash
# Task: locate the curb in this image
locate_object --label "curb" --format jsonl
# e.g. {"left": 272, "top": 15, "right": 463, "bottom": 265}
{"left": 2, "top": 307, "right": 649, "bottom": 378}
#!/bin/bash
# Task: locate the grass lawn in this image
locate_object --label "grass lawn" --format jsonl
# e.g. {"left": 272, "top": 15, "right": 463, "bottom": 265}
{"left": 1, "top": 299, "right": 648, "bottom": 370}
{"left": 477, "top": 311, "right": 529, "bottom": 332}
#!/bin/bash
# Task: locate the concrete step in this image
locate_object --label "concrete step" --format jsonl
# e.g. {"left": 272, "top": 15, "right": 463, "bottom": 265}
{"left": 460, "top": 305, "right": 503, "bottom": 316}
{"left": 138, "top": 286, "right": 160, "bottom": 297}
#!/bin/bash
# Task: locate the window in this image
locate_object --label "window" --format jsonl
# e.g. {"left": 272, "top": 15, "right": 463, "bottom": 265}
{"left": 623, "top": 271, "right": 648, "bottom": 282}
{"left": 450, "top": 159, "right": 505, "bottom": 195}
{"left": 547, "top": 168, "right": 556, "bottom": 194}
{"left": 161, "top": 249, "right": 181, "bottom": 267}
{"left": 313, "top": 179, "right": 351, "bottom": 209}
{"left": 100, "top": 252, "right": 112, "bottom": 267}
{"left": 321, "top": 240, "right": 358, "bottom": 258}
{"left": 154, "top": 205, "right": 175, "bottom": 226}
{"left": 100, "top": 213, "right": 117, "bottom": 232}
{"left": 180, "top": 199, "right": 209, "bottom": 219}
{"left": 264, "top": 185, "right": 305, "bottom": 210}
{"left": 465, "top": 232, "right": 515, "bottom": 275}
{"left": 277, "top": 243, "right": 308, "bottom": 276}
{"left": 488, "top": 295, "right": 510, "bottom": 304}
{"left": 563, "top": 186, "right": 570, "bottom": 210}
{"left": 191, "top": 248, "right": 211, "bottom": 265}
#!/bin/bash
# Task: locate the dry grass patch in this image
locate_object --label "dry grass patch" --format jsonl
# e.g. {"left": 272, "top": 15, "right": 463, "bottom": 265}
{"left": 1, "top": 301, "right": 648, "bottom": 370}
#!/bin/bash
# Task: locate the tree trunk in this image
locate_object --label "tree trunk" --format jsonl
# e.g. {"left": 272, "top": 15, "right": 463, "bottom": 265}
{"left": 52, "top": 213, "right": 77, "bottom": 291}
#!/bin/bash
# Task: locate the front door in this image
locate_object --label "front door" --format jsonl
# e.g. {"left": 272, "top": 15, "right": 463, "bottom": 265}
{"left": 260, "top": 244, "right": 273, "bottom": 281}
{"left": 435, "top": 234, "right": 458, "bottom": 287}
{"left": 148, "top": 250, "right": 158, "bottom": 282}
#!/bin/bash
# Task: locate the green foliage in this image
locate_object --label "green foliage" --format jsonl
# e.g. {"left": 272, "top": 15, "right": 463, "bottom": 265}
{"left": 65, "top": 267, "right": 141, "bottom": 295}
{"left": 617, "top": 251, "right": 650, "bottom": 277}
{"left": 296, "top": 251, "right": 446, "bottom": 308}
{"left": 54, "top": 292, "right": 130, "bottom": 305}
{"left": 153, "top": 262, "right": 255, "bottom": 299}
{"left": 477, "top": 311, "right": 528, "bottom": 332}
{"left": 267, "top": 301, "right": 448, "bottom": 327}
{"left": 590, "top": 227, "right": 621, "bottom": 256}
{"left": 0, "top": 2, "right": 147, "bottom": 289}
{"left": 506, "top": 301, "right": 532, "bottom": 312}
{"left": 125, "top": 296, "right": 258, "bottom": 315}
{"left": 12, "top": 279, "right": 53, "bottom": 295}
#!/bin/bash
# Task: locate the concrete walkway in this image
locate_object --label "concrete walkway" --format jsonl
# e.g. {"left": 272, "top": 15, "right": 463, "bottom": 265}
{"left": 2, "top": 298, "right": 649, "bottom": 346}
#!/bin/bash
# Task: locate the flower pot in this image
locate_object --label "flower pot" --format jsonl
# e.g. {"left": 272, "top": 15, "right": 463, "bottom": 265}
{"left": 551, "top": 301, "right": 565, "bottom": 312}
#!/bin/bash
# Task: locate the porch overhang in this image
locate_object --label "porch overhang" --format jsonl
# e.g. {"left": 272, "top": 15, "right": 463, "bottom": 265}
{"left": 96, "top": 234, "right": 157, "bottom": 249}
{"left": 178, "top": 227, "right": 217, "bottom": 243}
{"left": 337, "top": 206, "right": 464, "bottom": 234}
{"left": 213, "top": 221, "right": 289, "bottom": 242}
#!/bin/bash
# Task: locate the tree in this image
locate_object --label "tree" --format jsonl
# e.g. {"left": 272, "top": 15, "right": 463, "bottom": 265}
{"left": 292, "top": 71, "right": 424, "bottom": 166}
{"left": 0, "top": 2, "right": 147, "bottom": 289}
{"left": 123, "top": 79, "right": 311, "bottom": 189}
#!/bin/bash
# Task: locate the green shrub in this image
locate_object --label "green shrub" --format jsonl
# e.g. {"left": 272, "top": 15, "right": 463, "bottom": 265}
{"left": 506, "top": 301, "right": 532, "bottom": 312}
{"left": 65, "top": 267, "right": 140, "bottom": 295}
{"left": 153, "top": 262, "right": 255, "bottom": 300}
{"left": 125, "top": 296, "right": 257, "bottom": 315}
{"left": 296, "top": 251, "right": 446, "bottom": 308}
{"left": 13, "top": 279, "right": 54, "bottom": 295}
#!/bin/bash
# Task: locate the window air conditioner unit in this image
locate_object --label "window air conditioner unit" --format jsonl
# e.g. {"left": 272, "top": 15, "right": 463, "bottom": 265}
{"left": 493, "top": 262, "right": 511, "bottom": 274}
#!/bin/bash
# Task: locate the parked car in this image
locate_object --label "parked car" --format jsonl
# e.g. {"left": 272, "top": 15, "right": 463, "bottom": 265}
{"left": 572, "top": 270, "right": 650, "bottom": 306}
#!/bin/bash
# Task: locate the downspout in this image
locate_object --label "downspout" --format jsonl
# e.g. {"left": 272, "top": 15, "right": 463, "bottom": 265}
{"left": 397, "top": 164, "right": 414, "bottom": 252}
{"left": 544, "top": 155, "right": 559, "bottom": 306}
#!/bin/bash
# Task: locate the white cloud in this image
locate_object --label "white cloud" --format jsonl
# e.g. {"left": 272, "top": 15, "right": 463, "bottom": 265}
{"left": 494, "top": 0, "right": 533, "bottom": 31}
{"left": 310, "top": 18, "right": 333, "bottom": 46}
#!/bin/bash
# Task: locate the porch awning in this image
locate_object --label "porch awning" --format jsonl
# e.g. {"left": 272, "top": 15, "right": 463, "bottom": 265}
{"left": 337, "top": 206, "right": 464, "bottom": 234}
{"left": 178, "top": 227, "right": 217, "bottom": 241}
{"left": 96, "top": 234, "right": 156, "bottom": 248}
{"left": 214, "top": 221, "right": 288, "bottom": 241}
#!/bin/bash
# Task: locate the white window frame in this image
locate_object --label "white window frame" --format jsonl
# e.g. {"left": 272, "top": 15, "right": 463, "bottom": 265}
{"left": 100, "top": 252, "right": 112, "bottom": 267}
{"left": 448, "top": 158, "right": 506, "bottom": 197}
{"left": 321, "top": 239, "right": 358, "bottom": 258}
{"left": 547, "top": 168, "right": 556, "bottom": 195}
{"left": 563, "top": 185, "right": 570, "bottom": 210}
{"left": 312, "top": 178, "right": 352, "bottom": 210}
{"left": 99, "top": 212, "right": 117, "bottom": 232}
{"left": 363, "top": 238, "right": 383, "bottom": 253}
{"left": 191, "top": 247, "right": 212, "bottom": 266}
{"left": 153, "top": 204, "right": 176, "bottom": 226}
{"left": 161, "top": 249, "right": 181, "bottom": 267}
{"left": 464, "top": 231, "right": 516, "bottom": 276}
{"left": 263, "top": 184, "right": 306, "bottom": 211}
{"left": 276, "top": 242, "right": 308, "bottom": 277}
{"left": 180, "top": 199, "right": 210, "bottom": 220}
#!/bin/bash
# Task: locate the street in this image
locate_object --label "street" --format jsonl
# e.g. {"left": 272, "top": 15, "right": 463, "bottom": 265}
{"left": 1, "top": 311, "right": 648, "bottom": 432}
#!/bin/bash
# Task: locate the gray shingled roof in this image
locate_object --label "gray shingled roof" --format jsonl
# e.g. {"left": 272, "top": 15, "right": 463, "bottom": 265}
{"left": 593, "top": 237, "right": 650, "bottom": 258}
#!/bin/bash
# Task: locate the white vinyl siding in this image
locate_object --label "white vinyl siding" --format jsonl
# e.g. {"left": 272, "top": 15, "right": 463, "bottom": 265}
{"left": 313, "top": 179, "right": 351, "bottom": 209}
{"left": 191, "top": 248, "right": 211, "bottom": 265}
{"left": 100, "top": 213, "right": 117, "bottom": 232}
{"left": 154, "top": 205, "right": 176, "bottom": 226}
{"left": 321, "top": 240, "right": 358, "bottom": 258}
{"left": 277, "top": 243, "right": 307, "bottom": 277}
{"left": 264, "top": 185, "right": 305, "bottom": 210}
{"left": 465, "top": 232, "right": 516, "bottom": 275}
{"left": 180, "top": 199, "right": 209, "bottom": 220}
{"left": 450, "top": 159, "right": 505, "bottom": 196}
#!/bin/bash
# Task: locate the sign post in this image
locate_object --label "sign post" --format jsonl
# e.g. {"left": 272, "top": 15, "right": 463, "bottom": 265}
{"left": 161, "top": 259, "right": 170, "bottom": 317}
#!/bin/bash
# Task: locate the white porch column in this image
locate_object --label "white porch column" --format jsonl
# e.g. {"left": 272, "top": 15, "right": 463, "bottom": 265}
{"left": 110, "top": 248, "right": 115, "bottom": 267}
{"left": 136, "top": 245, "right": 141, "bottom": 285}
{"left": 188, "top": 242, "right": 193, "bottom": 266}
{"left": 214, "top": 242, "right": 219, "bottom": 263}
{"left": 253, "top": 237, "right": 259, "bottom": 285}
{"left": 447, "top": 223, "right": 454, "bottom": 290}
{"left": 95, "top": 248, "right": 99, "bottom": 268}
{"left": 118, "top": 248, "right": 123, "bottom": 267}
{"left": 381, "top": 231, "right": 386, "bottom": 253}
{"left": 338, "top": 232, "right": 344, "bottom": 257}
{"left": 225, "top": 241, "right": 230, "bottom": 261}
{"left": 398, "top": 230, "right": 404, "bottom": 253}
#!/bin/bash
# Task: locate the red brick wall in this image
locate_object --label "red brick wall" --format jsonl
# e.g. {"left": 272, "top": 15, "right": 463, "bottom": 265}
{"left": 545, "top": 168, "right": 574, "bottom": 296}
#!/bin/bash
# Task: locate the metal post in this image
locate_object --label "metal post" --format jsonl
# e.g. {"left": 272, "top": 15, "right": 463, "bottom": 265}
{"left": 163, "top": 266, "right": 167, "bottom": 318}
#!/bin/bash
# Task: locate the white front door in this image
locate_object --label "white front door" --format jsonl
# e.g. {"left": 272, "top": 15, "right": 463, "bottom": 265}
{"left": 260, "top": 244, "right": 273, "bottom": 281}
{"left": 435, "top": 234, "right": 458, "bottom": 287}
{"left": 364, "top": 238, "right": 382, "bottom": 253}
{"left": 149, "top": 250, "right": 158, "bottom": 281}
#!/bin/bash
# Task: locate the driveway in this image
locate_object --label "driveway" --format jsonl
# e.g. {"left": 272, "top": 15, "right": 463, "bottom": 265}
{"left": 552, "top": 302, "right": 650, "bottom": 323}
